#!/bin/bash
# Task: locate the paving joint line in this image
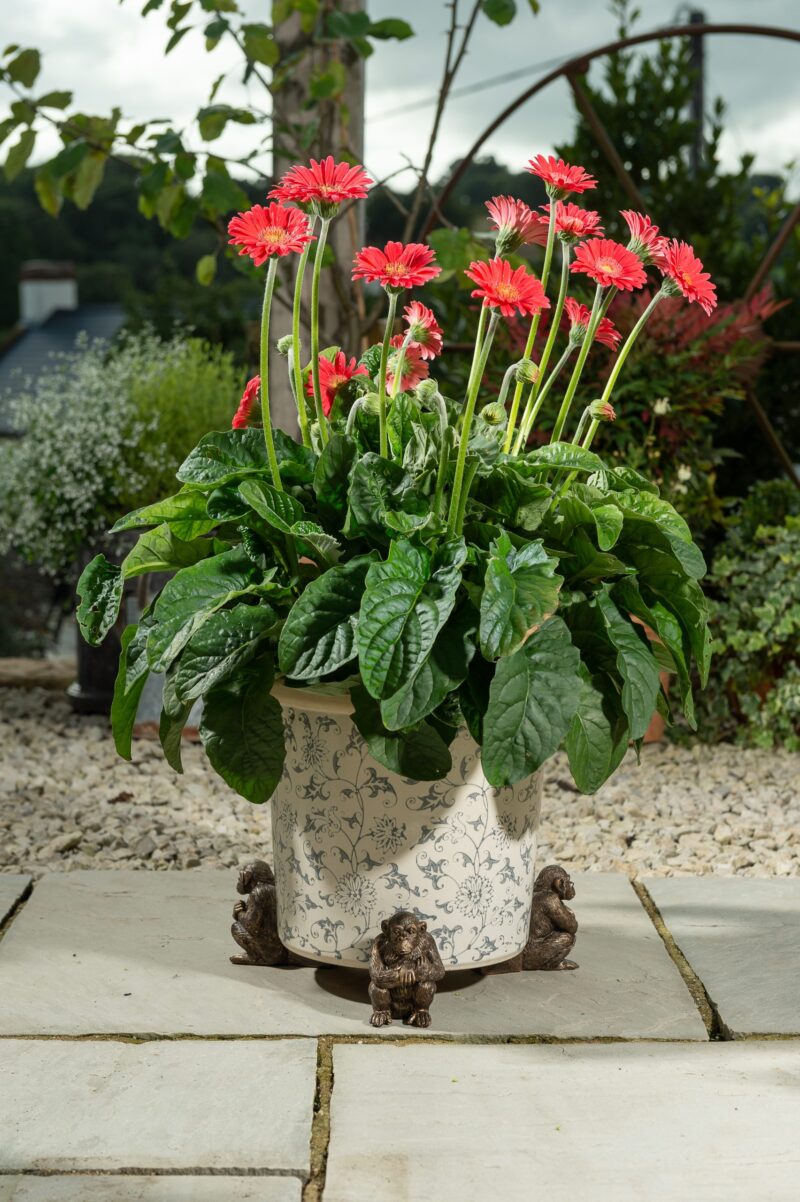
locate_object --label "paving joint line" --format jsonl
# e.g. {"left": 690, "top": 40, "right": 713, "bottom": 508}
{"left": 630, "top": 878, "right": 729, "bottom": 1041}
{"left": 0, "top": 1031, "right": 709, "bottom": 1046}
{"left": 12, "top": 1167, "right": 305, "bottom": 1179}
{"left": 303, "top": 1036, "right": 334, "bottom": 1202}
{"left": 0, "top": 878, "right": 33, "bottom": 943}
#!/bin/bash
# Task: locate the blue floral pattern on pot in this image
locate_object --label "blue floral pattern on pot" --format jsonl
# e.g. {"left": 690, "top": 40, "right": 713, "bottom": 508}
{"left": 271, "top": 699, "right": 543, "bottom": 969}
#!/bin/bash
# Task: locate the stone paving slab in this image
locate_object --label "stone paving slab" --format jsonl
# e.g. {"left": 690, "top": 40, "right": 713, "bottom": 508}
{"left": 646, "top": 875, "right": 800, "bottom": 1036}
{"left": 0, "top": 875, "right": 30, "bottom": 924}
{"left": 0, "top": 1038, "right": 316, "bottom": 1175}
{"left": 0, "top": 1179, "right": 300, "bottom": 1201}
{"left": 0, "top": 871, "right": 704, "bottom": 1039}
{"left": 325, "top": 1041, "right": 800, "bottom": 1202}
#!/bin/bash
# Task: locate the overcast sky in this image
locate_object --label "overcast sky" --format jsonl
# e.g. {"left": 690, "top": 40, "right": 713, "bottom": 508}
{"left": 5, "top": 0, "right": 799, "bottom": 190}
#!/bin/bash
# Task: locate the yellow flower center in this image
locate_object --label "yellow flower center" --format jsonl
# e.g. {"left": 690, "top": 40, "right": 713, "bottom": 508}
{"left": 495, "top": 282, "right": 518, "bottom": 301}
{"left": 260, "top": 226, "right": 286, "bottom": 243}
{"left": 598, "top": 259, "right": 617, "bottom": 275}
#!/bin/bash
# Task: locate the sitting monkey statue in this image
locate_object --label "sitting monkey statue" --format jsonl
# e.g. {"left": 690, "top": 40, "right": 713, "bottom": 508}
{"left": 230, "top": 860, "right": 288, "bottom": 966}
{"left": 521, "top": 864, "right": 579, "bottom": 970}
{"left": 369, "top": 911, "right": 445, "bottom": 1028}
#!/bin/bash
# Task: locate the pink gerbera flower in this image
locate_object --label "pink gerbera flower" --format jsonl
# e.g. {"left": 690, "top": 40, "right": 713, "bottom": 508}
{"left": 485, "top": 195, "right": 543, "bottom": 254}
{"left": 621, "top": 210, "right": 668, "bottom": 265}
{"left": 659, "top": 240, "right": 717, "bottom": 315}
{"left": 464, "top": 258, "right": 551, "bottom": 318}
{"left": 543, "top": 201, "right": 604, "bottom": 243}
{"left": 386, "top": 335, "right": 429, "bottom": 393}
{"left": 232, "top": 376, "right": 260, "bottom": 429}
{"left": 228, "top": 204, "right": 314, "bottom": 266}
{"left": 402, "top": 301, "right": 443, "bottom": 360}
{"left": 268, "top": 156, "right": 372, "bottom": 214}
{"left": 563, "top": 297, "right": 621, "bottom": 350}
{"left": 352, "top": 241, "right": 441, "bottom": 291}
{"left": 528, "top": 154, "right": 597, "bottom": 198}
{"left": 570, "top": 238, "right": 647, "bottom": 292}
{"left": 306, "top": 352, "right": 368, "bottom": 417}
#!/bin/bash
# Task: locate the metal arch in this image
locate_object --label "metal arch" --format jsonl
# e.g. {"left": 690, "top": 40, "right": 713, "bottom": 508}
{"left": 422, "top": 23, "right": 800, "bottom": 237}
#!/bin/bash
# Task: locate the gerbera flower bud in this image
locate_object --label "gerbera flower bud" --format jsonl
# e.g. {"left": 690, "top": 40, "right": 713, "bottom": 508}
{"left": 464, "top": 258, "right": 550, "bottom": 318}
{"left": 658, "top": 239, "right": 717, "bottom": 315}
{"left": 306, "top": 351, "right": 368, "bottom": 417}
{"left": 570, "top": 238, "right": 647, "bottom": 292}
{"left": 402, "top": 301, "right": 443, "bottom": 360}
{"left": 352, "top": 241, "right": 441, "bottom": 292}
{"left": 589, "top": 399, "right": 616, "bottom": 422}
{"left": 268, "top": 156, "right": 372, "bottom": 218}
{"left": 478, "top": 401, "right": 508, "bottom": 427}
{"left": 620, "top": 210, "right": 668, "bottom": 266}
{"left": 485, "top": 195, "right": 543, "bottom": 254}
{"left": 527, "top": 154, "right": 597, "bottom": 199}
{"left": 415, "top": 378, "right": 440, "bottom": 403}
{"left": 228, "top": 203, "right": 314, "bottom": 266}
{"left": 232, "top": 376, "right": 260, "bottom": 429}
{"left": 277, "top": 334, "right": 293, "bottom": 356}
{"left": 514, "top": 359, "right": 539, "bottom": 384}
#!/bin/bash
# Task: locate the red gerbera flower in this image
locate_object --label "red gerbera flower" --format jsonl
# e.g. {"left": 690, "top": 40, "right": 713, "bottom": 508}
{"left": 352, "top": 241, "right": 441, "bottom": 291}
{"left": 306, "top": 352, "right": 368, "bottom": 417}
{"left": 232, "top": 376, "right": 260, "bottom": 429}
{"left": 659, "top": 240, "right": 717, "bottom": 315}
{"left": 485, "top": 195, "right": 544, "bottom": 253}
{"left": 528, "top": 154, "right": 597, "bottom": 197}
{"left": 464, "top": 258, "right": 551, "bottom": 318}
{"left": 268, "top": 156, "right": 372, "bottom": 213}
{"left": 563, "top": 297, "right": 621, "bottom": 350}
{"left": 402, "top": 301, "right": 443, "bottom": 360}
{"left": 228, "top": 204, "right": 314, "bottom": 266}
{"left": 621, "top": 210, "right": 668, "bottom": 265}
{"left": 570, "top": 238, "right": 647, "bottom": 292}
{"left": 543, "top": 201, "right": 604, "bottom": 243}
{"left": 386, "top": 335, "right": 429, "bottom": 393}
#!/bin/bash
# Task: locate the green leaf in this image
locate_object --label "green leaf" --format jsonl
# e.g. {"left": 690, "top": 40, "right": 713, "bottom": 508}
{"left": 200, "top": 162, "right": 249, "bottom": 212}
{"left": 177, "top": 429, "right": 269, "bottom": 488}
{"left": 72, "top": 151, "right": 105, "bottom": 208}
{"left": 112, "top": 490, "right": 216, "bottom": 539}
{"left": 558, "top": 494, "right": 623, "bottom": 551}
{"left": 196, "top": 253, "right": 217, "bottom": 285}
{"left": 367, "top": 17, "right": 414, "bottom": 39}
{"left": 327, "top": 9, "right": 371, "bottom": 38}
{"left": 481, "top": 616, "right": 581, "bottom": 787}
{"left": 279, "top": 553, "right": 377, "bottom": 680}
{"left": 242, "top": 23, "right": 279, "bottom": 65}
{"left": 313, "top": 432, "right": 356, "bottom": 528}
{"left": 291, "top": 520, "right": 341, "bottom": 565}
{"left": 350, "top": 685, "right": 451, "bottom": 781}
{"left": 76, "top": 555, "right": 123, "bottom": 647}
{"left": 357, "top": 538, "right": 467, "bottom": 700}
{"left": 613, "top": 578, "right": 696, "bottom": 729}
{"left": 476, "top": 466, "right": 552, "bottom": 532}
{"left": 147, "top": 548, "right": 257, "bottom": 672}
{"left": 480, "top": 531, "right": 562, "bottom": 660}
{"left": 200, "top": 657, "right": 285, "bottom": 803}
{"left": 172, "top": 601, "right": 277, "bottom": 703}
{"left": 197, "top": 103, "right": 256, "bottom": 141}
{"left": 565, "top": 664, "right": 628, "bottom": 794}
{"left": 345, "top": 453, "right": 425, "bottom": 543}
{"left": 158, "top": 668, "right": 193, "bottom": 773}
{"left": 525, "top": 442, "right": 605, "bottom": 474}
{"left": 121, "top": 524, "right": 213, "bottom": 579}
{"left": 309, "top": 61, "right": 346, "bottom": 100}
{"left": 380, "top": 604, "right": 477, "bottom": 730}
{"left": 595, "top": 591, "right": 661, "bottom": 742}
{"left": 4, "top": 128, "right": 35, "bottom": 181}
{"left": 110, "top": 625, "right": 150, "bottom": 760}
{"left": 37, "top": 90, "right": 72, "bottom": 108}
{"left": 238, "top": 479, "right": 304, "bottom": 533}
{"left": 482, "top": 0, "right": 517, "bottom": 25}
{"left": 7, "top": 48, "right": 40, "bottom": 87}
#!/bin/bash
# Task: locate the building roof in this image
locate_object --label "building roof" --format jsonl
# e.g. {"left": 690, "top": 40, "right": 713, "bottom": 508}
{"left": 0, "top": 304, "right": 126, "bottom": 435}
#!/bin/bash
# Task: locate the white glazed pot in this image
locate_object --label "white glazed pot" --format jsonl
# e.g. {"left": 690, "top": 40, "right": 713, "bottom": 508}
{"left": 270, "top": 685, "right": 543, "bottom": 970}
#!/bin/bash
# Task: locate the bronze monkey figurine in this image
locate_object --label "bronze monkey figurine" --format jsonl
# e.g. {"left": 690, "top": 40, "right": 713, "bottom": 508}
{"left": 230, "top": 860, "right": 288, "bottom": 966}
{"left": 369, "top": 911, "right": 445, "bottom": 1028}
{"left": 521, "top": 864, "right": 579, "bottom": 970}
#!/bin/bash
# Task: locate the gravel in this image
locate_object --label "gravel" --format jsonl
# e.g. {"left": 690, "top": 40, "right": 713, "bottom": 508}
{"left": 1, "top": 688, "right": 798, "bottom": 880}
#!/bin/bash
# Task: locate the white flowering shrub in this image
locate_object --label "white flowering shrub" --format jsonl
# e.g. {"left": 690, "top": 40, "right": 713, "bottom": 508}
{"left": 0, "top": 330, "right": 240, "bottom": 579}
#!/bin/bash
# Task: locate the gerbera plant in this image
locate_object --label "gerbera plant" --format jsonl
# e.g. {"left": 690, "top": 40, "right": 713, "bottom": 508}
{"left": 77, "top": 151, "right": 716, "bottom": 803}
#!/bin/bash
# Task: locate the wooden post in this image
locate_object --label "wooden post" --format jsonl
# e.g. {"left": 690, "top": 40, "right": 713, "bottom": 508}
{"left": 270, "top": 0, "right": 366, "bottom": 435}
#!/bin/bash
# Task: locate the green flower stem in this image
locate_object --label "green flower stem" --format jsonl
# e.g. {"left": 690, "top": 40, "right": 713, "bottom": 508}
{"left": 377, "top": 290, "right": 399, "bottom": 457}
{"left": 493, "top": 362, "right": 518, "bottom": 438}
{"left": 390, "top": 330, "right": 414, "bottom": 401}
{"left": 512, "top": 342, "right": 576, "bottom": 454}
{"left": 549, "top": 284, "right": 604, "bottom": 443}
{"left": 509, "top": 242, "right": 571, "bottom": 454}
{"left": 291, "top": 228, "right": 316, "bottom": 449}
{"left": 571, "top": 405, "right": 592, "bottom": 447}
{"left": 503, "top": 202, "right": 557, "bottom": 450}
{"left": 432, "top": 432, "right": 450, "bottom": 519}
{"left": 259, "top": 256, "right": 283, "bottom": 493}
{"left": 309, "top": 216, "right": 331, "bottom": 447}
{"left": 462, "top": 304, "right": 488, "bottom": 414}
{"left": 454, "top": 457, "right": 480, "bottom": 536}
{"left": 447, "top": 309, "right": 500, "bottom": 537}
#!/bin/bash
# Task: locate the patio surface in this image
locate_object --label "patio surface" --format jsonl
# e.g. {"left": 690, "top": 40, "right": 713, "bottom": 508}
{"left": 0, "top": 870, "right": 798, "bottom": 1199}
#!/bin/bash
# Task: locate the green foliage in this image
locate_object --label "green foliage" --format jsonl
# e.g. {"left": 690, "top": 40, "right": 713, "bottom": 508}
{"left": 0, "top": 330, "right": 242, "bottom": 578}
{"left": 695, "top": 497, "right": 800, "bottom": 750}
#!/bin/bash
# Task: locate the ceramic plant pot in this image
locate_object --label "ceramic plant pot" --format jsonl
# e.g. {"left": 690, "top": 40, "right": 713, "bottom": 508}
{"left": 270, "top": 685, "right": 544, "bottom": 970}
